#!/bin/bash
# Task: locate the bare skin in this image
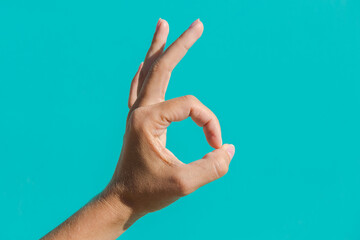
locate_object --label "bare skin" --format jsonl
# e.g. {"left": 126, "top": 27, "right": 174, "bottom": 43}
{"left": 41, "top": 19, "right": 235, "bottom": 240}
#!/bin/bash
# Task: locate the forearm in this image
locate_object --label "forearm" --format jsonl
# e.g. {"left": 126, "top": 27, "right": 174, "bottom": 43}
{"left": 41, "top": 190, "right": 141, "bottom": 240}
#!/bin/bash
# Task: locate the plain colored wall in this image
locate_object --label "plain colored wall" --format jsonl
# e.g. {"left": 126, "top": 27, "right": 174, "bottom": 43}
{"left": 1, "top": 0, "right": 360, "bottom": 239}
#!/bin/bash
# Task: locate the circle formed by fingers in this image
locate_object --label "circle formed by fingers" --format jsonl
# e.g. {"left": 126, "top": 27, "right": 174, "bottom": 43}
{"left": 151, "top": 95, "right": 222, "bottom": 149}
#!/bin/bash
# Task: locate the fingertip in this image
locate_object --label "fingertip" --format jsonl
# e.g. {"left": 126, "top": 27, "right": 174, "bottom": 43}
{"left": 209, "top": 136, "right": 222, "bottom": 149}
{"left": 152, "top": 19, "right": 169, "bottom": 45}
{"left": 197, "top": 19, "right": 204, "bottom": 34}
{"left": 204, "top": 124, "right": 222, "bottom": 149}
{"left": 188, "top": 19, "right": 204, "bottom": 38}
{"left": 223, "top": 144, "right": 235, "bottom": 160}
{"left": 217, "top": 136, "right": 223, "bottom": 148}
{"left": 138, "top": 62, "right": 144, "bottom": 72}
{"left": 161, "top": 19, "right": 169, "bottom": 30}
{"left": 158, "top": 18, "right": 169, "bottom": 37}
{"left": 155, "top": 18, "right": 162, "bottom": 32}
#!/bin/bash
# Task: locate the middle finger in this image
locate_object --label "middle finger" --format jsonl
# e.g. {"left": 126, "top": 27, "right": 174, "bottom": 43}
{"left": 138, "top": 19, "right": 204, "bottom": 106}
{"left": 137, "top": 18, "right": 169, "bottom": 95}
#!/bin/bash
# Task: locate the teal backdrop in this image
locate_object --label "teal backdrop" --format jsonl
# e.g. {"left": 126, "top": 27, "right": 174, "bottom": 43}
{"left": 1, "top": 0, "right": 360, "bottom": 239}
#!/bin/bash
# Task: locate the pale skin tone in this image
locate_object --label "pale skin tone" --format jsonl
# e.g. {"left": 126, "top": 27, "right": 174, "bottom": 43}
{"left": 41, "top": 19, "right": 235, "bottom": 240}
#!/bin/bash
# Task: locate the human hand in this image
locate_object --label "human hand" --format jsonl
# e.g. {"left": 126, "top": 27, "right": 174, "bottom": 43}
{"left": 103, "top": 18, "right": 235, "bottom": 219}
{"left": 41, "top": 19, "right": 235, "bottom": 240}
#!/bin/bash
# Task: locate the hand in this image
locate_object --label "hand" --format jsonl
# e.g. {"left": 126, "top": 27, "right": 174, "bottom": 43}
{"left": 104, "top": 18, "right": 235, "bottom": 218}
{"left": 41, "top": 19, "right": 235, "bottom": 240}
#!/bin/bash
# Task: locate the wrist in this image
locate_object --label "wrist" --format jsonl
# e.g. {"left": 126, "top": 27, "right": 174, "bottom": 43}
{"left": 97, "top": 184, "right": 145, "bottom": 230}
{"left": 41, "top": 186, "right": 142, "bottom": 239}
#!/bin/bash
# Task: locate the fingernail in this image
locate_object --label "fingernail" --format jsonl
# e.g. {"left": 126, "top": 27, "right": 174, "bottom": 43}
{"left": 156, "top": 18, "right": 162, "bottom": 32}
{"left": 138, "top": 62, "right": 143, "bottom": 71}
{"left": 188, "top": 18, "right": 200, "bottom": 29}
{"left": 226, "top": 144, "right": 235, "bottom": 159}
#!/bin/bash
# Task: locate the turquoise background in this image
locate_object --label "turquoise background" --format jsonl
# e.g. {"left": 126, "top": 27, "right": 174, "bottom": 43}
{"left": 1, "top": 0, "right": 360, "bottom": 239}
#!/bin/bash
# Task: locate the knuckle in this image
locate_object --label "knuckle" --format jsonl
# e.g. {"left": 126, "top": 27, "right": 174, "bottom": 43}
{"left": 128, "top": 108, "right": 146, "bottom": 130}
{"left": 172, "top": 173, "right": 191, "bottom": 197}
{"left": 213, "top": 157, "right": 229, "bottom": 178}
{"left": 179, "top": 39, "right": 190, "bottom": 51}
{"left": 176, "top": 35, "right": 191, "bottom": 51}
{"left": 151, "top": 59, "right": 166, "bottom": 74}
{"left": 149, "top": 59, "right": 172, "bottom": 79}
{"left": 183, "top": 94, "right": 198, "bottom": 104}
{"left": 151, "top": 38, "right": 165, "bottom": 51}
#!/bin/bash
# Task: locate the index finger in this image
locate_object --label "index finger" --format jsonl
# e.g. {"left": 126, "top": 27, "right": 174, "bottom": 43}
{"left": 151, "top": 95, "right": 222, "bottom": 149}
{"left": 138, "top": 19, "right": 204, "bottom": 106}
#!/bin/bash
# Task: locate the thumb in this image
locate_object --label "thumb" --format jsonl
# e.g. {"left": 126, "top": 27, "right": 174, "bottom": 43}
{"left": 179, "top": 144, "right": 235, "bottom": 194}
